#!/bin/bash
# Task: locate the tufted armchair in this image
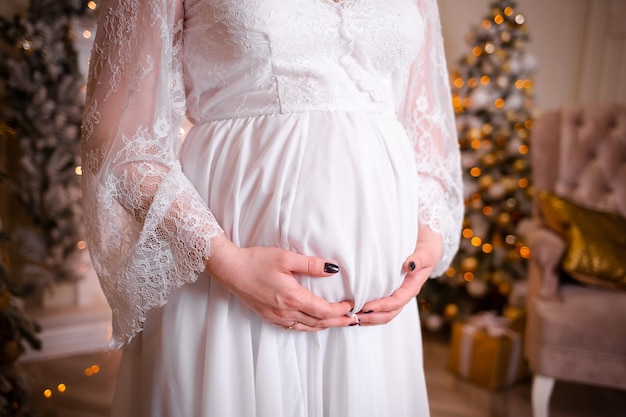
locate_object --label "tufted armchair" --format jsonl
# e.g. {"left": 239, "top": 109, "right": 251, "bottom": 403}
{"left": 519, "top": 103, "right": 626, "bottom": 417}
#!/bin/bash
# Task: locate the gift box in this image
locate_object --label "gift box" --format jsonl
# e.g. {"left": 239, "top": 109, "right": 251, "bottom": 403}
{"left": 448, "top": 312, "right": 528, "bottom": 390}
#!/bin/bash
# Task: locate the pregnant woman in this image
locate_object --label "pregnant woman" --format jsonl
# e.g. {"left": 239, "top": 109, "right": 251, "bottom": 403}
{"left": 81, "top": 0, "right": 463, "bottom": 416}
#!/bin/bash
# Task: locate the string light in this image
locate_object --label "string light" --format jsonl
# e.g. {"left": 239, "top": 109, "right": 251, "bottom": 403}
{"left": 498, "top": 281, "right": 512, "bottom": 295}
{"left": 467, "top": 128, "right": 481, "bottom": 140}
{"left": 87, "top": 1, "right": 98, "bottom": 10}
{"left": 85, "top": 364, "right": 101, "bottom": 376}
{"left": 452, "top": 95, "right": 463, "bottom": 110}
{"left": 520, "top": 246, "right": 531, "bottom": 259}
{"left": 482, "top": 123, "right": 494, "bottom": 135}
{"left": 486, "top": 151, "right": 502, "bottom": 167}
{"left": 75, "top": 166, "right": 82, "bottom": 175}
{"left": 43, "top": 389, "right": 52, "bottom": 399}
{"left": 18, "top": 39, "right": 33, "bottom": 51}
{"left": 518, "top": 178, "right": 529, "bottom": 188}
{"left": 57, "top": 384, "right": 67, "bottom": 393}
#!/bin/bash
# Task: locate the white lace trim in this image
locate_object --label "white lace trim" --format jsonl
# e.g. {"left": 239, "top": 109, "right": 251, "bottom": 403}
{"left": 82, "top": 0, "right": 222, "bottom": 348}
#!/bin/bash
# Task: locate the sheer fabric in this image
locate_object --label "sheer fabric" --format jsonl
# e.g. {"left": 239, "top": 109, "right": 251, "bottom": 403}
{"left": 82, "top": 0, "right": 461, "bottom": 350}
{"left": 82, "top": 0, "right": 223, "bottom": 349}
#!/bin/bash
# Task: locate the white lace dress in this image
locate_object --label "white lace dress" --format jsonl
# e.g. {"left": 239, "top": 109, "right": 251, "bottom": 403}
{"left": 82, "top": 0, "right": 462, "bottom": 416}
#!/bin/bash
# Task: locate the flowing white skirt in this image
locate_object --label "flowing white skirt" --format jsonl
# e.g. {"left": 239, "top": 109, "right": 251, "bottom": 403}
{"left": 111, "top": 111, "right": 430, "bottom": 417}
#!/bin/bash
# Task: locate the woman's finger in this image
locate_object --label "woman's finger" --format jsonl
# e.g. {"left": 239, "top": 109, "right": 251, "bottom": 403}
{"left": 274, "top": 311, "right": 357, "bottom": 332}
{"left": 288, "top": 285, "right": 354, "bottom": 320}
{"left": 356, "top": 265, "right": 431, "bottom": 325}
{"left": 358, "top": 309, "right": 403, "bottom": 326}
{"left": 284, "top": 252, "right": 341, "bottom": 277}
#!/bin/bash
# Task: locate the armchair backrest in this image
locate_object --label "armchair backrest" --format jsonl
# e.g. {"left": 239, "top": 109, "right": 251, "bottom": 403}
{"left": 530, "top": 103, "right": 626, "bottom": 218}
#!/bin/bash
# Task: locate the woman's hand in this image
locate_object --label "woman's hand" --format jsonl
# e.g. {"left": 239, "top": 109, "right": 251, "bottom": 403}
{"left": 357, "top": 226, "right": 443, "bottom": 326}
{"left": 206, "top": 234, "right": 355, "bottom": 331}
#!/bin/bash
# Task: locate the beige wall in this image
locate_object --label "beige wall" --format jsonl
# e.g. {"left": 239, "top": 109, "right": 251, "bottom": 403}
{"left": 439, "top": 0, "right": 626, "bottom": 113}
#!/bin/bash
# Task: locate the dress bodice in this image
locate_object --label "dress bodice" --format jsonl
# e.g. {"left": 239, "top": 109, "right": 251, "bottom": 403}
{"left": 183, "top": 0, "right": 424, "bottom": 123}
{"left": 82, "top": 0, "right": 462, "bottom": 348}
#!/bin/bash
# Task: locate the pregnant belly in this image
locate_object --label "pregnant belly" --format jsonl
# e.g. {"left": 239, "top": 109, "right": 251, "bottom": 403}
{"left": 181, "top": 111, "right": 418, "bottom": 310}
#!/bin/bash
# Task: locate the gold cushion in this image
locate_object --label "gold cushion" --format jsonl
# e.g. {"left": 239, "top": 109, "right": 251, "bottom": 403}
{"left": 538, "top": 191, "right": 626, "bottom": 290}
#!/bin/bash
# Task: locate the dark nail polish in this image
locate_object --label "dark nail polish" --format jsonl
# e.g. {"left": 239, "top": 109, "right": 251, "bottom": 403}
{"left": 408, "top": 261, "right": 416, "bottom": 271}
{"left": 363, "top": 310, "right": 374, "bottom": 314}
{"left": 349, "top": 322, "right": 359, "bottom": 326}
{"left": 324, "top": 263, "right": 340, "bottom": 274}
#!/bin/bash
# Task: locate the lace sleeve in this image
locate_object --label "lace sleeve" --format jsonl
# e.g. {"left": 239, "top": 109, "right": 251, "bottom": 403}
{"left": 82, "top": 0, "right": 222, "bottom": 349}
{"left": 397, "top": 0, "right": 463, "bottom": 277}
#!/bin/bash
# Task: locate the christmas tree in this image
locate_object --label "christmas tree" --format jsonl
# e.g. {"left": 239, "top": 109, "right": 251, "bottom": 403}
{"left": 0, "top": 169, "right": 41, "bottom": 417}
{"left": 0, "top": 2, "right": 98, "bottom": 413}
{"left": 420, "top": 0, "right": 537, "bottom": 331}
{"left": 0, "top": 0, "right": 97, "bottom": 289}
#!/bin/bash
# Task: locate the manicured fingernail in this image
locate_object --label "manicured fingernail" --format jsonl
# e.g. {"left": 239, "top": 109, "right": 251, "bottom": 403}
{"left": 324, "top": 263, "right": 339, "bottom": 273}
{"left": 363, "top": 310, "right": 373, "bottom": 314}
{"left": 408, "top": 261, "right": 416, "bottom": 271}
{"left": 349, "top": 322, "right": 359, "bottom": 326}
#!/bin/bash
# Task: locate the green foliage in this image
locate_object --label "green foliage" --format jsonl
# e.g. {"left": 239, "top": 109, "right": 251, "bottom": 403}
{"left": 0, "top": 0, "right": 97, "bottom": 287}
{"left": 0, "top": 2, "right": 98, "bottom": 413}
{"left": 0, "top": 172, "right": 41, "bottom": 417}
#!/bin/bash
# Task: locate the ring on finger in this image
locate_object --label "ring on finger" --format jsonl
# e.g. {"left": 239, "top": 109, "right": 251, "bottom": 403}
{"left": 284, "top": 320, "right": 298, "bottom": 330}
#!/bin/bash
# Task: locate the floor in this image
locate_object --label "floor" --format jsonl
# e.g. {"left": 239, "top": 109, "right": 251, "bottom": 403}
{"left": 18, "top": 332, "right": 626, "bottom": 417}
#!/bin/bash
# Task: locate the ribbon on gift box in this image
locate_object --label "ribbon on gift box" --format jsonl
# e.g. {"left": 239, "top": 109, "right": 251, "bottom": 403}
{"left": 458, "top": 311, "right": 522, "bottom": 386}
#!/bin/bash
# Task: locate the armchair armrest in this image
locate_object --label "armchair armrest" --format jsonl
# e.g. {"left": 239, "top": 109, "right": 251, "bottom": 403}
{"left": 518, "top": 218, "right": 566, "bottom": 299}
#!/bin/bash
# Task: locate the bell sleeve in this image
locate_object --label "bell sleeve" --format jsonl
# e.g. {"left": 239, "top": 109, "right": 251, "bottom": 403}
{"left": 397, "top": 0, "right": 463, "bottom": 277}
{"left": 81, "top": 0, "right": 222, "bottom": 349}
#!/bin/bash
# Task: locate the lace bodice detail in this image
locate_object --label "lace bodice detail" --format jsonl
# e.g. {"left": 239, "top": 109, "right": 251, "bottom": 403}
{"left": 82, "top": 0, "right": 462, "bottom": 348}
{"left": 182, "top": 0, "right": 423, "bottom": 122}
